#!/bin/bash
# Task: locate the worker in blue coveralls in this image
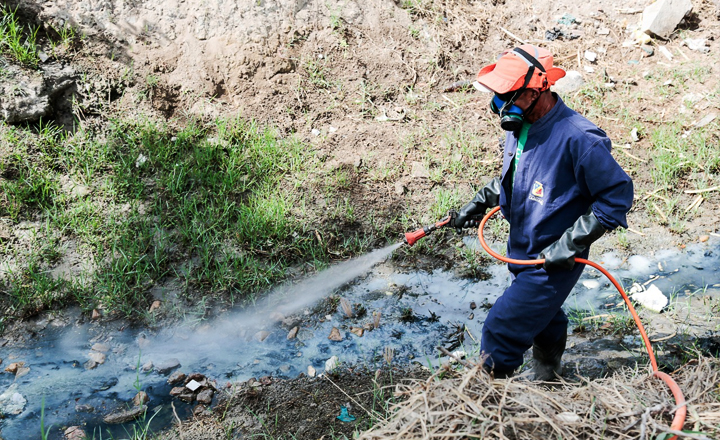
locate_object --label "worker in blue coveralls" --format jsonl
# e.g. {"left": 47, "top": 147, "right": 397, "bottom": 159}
{"left": 449, "top": 45, "right": 633, "bottom": 380}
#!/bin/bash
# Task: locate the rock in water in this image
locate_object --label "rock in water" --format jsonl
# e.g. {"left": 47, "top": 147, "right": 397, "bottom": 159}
{"left": 103, "top": 405, "right": 147, "bottom": 424}
{"left": 155, "top": 358, "right": 181, "bottom": 374}
{"left": 328, "top": 327, "right": 343, "bottom": 341}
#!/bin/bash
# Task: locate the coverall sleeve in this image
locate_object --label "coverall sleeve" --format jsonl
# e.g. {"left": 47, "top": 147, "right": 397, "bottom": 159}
{"left": 575, "top": 138, "right": 633, "bottom": 230}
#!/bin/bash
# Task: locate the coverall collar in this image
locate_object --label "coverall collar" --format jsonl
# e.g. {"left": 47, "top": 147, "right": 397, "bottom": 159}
{"left": 525, "top": 92, "right": 564, "bottom": 135}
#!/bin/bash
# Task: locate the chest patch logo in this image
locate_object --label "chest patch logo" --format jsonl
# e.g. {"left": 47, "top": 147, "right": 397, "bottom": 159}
{"left": 531, "top": 181, "right": 544, "bottom": 197}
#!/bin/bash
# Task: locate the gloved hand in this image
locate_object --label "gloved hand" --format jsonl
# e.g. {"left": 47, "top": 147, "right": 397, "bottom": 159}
{"left": 539, "top": 209, "right": 607, "bottom": 271}
{"left": 449, "top": 178, "right": 501, "bottom": 232}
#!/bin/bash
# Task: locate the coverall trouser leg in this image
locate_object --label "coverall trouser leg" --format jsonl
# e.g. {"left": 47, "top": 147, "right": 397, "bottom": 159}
{"left": 481, "top": 265, "right": 584, "bottom": 373}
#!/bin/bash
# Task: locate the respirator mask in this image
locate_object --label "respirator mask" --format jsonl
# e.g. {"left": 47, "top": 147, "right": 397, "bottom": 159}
{"left": 489, "top": 47, "right": 548, "bottom": 132}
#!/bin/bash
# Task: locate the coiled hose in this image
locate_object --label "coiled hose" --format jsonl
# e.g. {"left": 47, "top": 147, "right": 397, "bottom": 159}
{"left": 477, "top": 206, "right": 686, "bottom": 438}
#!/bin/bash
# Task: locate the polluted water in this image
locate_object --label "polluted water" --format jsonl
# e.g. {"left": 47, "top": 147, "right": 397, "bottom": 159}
{"left": 1, "top": 241, "right": 719, "bottom": 439}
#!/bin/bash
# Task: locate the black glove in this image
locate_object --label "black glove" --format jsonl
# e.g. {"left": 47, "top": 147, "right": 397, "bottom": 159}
{"left": 449, "top": 178, "right": 501, "bottom": 232}
{"left": 539, "top": 210, "right": 607, "bottom": 271}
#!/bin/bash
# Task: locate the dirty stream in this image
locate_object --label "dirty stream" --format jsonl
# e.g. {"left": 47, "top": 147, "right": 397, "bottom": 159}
{"left": 1, "top": 240, "right": 719, "bottom": 439}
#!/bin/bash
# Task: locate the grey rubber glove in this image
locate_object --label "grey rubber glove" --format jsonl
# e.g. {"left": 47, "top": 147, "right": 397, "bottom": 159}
{"left": 449, "top": 178, "right": 501, "bottom": 231}
{"left": 539, "top": 210, "right": 607, "bottom": 271}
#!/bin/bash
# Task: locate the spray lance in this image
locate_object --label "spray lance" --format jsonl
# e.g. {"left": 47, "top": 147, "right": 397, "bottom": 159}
{"left": 403, "top": 210, "right": 484, "bottom": 246}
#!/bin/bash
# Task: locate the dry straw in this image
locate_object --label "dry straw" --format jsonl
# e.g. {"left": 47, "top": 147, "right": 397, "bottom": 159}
{"left": 359, "top": 356, "right": 720, "bottom": 440}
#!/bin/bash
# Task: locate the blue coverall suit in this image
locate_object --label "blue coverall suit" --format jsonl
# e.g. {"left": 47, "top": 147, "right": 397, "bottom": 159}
{"left": 481, "top": 95, "right": 634, "bottom": 373}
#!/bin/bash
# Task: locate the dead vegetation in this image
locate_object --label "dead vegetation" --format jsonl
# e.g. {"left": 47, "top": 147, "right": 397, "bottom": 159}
{"left": 359, "top": 356, "right": 720, "bottom": 440}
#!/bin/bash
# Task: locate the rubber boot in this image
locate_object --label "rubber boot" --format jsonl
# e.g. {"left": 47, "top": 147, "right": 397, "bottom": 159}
{"left": 532, "top": 333, "right": 566, "bottom": 381}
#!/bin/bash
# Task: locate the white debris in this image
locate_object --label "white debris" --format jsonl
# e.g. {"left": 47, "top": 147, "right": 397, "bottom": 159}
{"left": 311, "top": 128, "right": 321, "bottom": 136}
{"left": 630, "top": 127, "right": 640, "bottom": 142}
{"left": 584, "top": 50, "right": 597, "bottom": 62}
{"left": 584, "top": 65, "right": 595, "bottom": 73}
{"left": 325, "top": 356, "right": 339, "bottom": 373}
{"left": 135, "top": 153, "right": 148, "bottom": 168}
{"left": 556, "top": 412, "right": 581, "bottom": 423}
{"left": 684, "top": 38, "right": 709, "bottom": 53}
{"left": 329, "top": 126, "right": 338, "bottom": 133}
{"left": 631, "top": 284, "right": 668, "bottom": 313}
{"left": 0, "top": 384, "right": 26, "bottom": 415}
{"left": 186, "top": 379, "right": 201, "bottom": 391}
{"left": 307, "top": 365, "right": 316, "bottom": 377}
{"left": 658, "top": 46, "right": 674, "bottom": 61}
{"left": 582, "top": 279, "right": 600, "bottom": 289}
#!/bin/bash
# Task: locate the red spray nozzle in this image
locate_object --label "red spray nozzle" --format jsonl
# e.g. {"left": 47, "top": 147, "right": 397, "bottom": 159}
{"left": 403, "top": 215, "right": 452, "bottom": 246}
{"left": 404, "top": 228, "right": 428, "bottom": 246}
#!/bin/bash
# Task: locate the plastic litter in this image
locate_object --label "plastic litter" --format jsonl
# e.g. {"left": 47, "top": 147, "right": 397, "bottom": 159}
{"left": 337, "top": 406, "right": 356, "bottom": 422}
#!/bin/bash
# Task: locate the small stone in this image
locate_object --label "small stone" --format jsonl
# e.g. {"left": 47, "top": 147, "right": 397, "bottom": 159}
{"left": 103, "top": 405, "right": 147, "bottom": 424}
{"left": 411, "top": 161, "right": 430, "bottom": 179}
{"left": 88, "top": 351, "right": 106, "bottom": 365}
{"left": 470, "top": 301, "right": 477, "bottom": 310}
{"left": 468, "top": 313, "right": 474, "bottom": 320}
{"left": 91, "top": 343, "right": 110, "bottom": 353}
{"left": 186, "top": 379, "right": 202, "bottom": 391}
{"left": 169, "top": 387, "right": 185, "bottom": 397}
{"left": 700, "top": 235, "right": 709, "bottom": 242}
{"left": 584, "top": 50, "right": 597, "bottom": 62}
{"left": 64, "top": 426, "right": 86, "bottom": 440}
{"left": 141, "top": 361, "right": 153, "bottom": 372}
{"left": 186, "top": 373, "right": 205, "bottom": 383}
{"left": 328, "top": 327, "right": 343, "bottom": 341}
{"left": 307, "top": 365, "right": 316, "bottom": 377}
{"left": 254, "top": 331, "right": 271, "bottom": 342}
{"left": 84, "top": 360, "right": 98, "bottom": 370}
{"left": 287, "top": 326, "right": 299, "bottom": 339}
{"left": 597, "top": 27, "right": 610, "bottom": 35}
{"left": 311, "top": 128, "right": 321, "bottom": 136}
{"left": 350, "top": 327, "right": 364, "bottom": 337}
{"left": 630, "top": 128, "right": 640, "bottom": 142}
{"left": 149, "top": 300, "right": 161, "bottom": 312}
{"left": 4, "top": 362, "right": 24, "bottom": 375}
{"left": 91, "top": 309, "right": 101, "bottom": 320}
{"left": 193, "top": 404, "right": 207, "bottom": 416}
{"left": 132, "top": 391, "right": 149, "bottom": 406}
{"left": 167, "top": 371, "right": 186, "bottom": 385}
{"left": 394, "top": 181, "right": 407, "bottom": 195}
{"left": 641, "top": 45, "right": 654, "bottom": 56}
{"left": 553, "top": 70, "right": 585, "bottom": 95}
{"left": 196, "top": 389, "right": 214, "bottom": 405}
{"left": 75, "top": 404, "right": 95, "bottom": 413}
{"left": 329, "top": 126, "right": 338, "bottom": 133}
{"left": 155, "top": 358, "right": 181, "bottom": 375}
{"left": 584, "top": 65, "right": 595, "bottom": 73}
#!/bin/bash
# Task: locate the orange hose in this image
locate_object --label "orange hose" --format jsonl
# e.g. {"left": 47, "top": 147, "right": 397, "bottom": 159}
{"left": 477, "top": 206, "right": 686, "bottom": 436}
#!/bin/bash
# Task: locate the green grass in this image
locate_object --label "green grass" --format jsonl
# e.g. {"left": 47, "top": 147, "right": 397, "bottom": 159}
{"left": 0, "top": 6, "right": 40, "bottom": 68}
{"left": 0, "top": 115, "right": 387, "bottom": 325}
